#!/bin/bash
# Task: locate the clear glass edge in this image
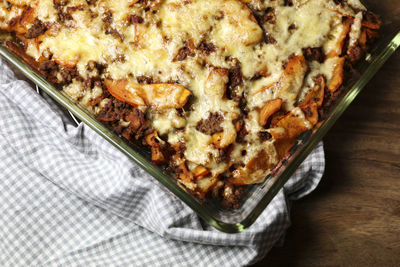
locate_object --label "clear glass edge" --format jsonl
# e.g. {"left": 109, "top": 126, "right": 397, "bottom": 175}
{"left": 0, "top": 30, "right": 399, "bottom": 233}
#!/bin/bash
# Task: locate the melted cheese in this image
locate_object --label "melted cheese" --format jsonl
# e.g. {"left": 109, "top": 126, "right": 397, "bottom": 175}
{"left": 0, "top": 0, "right": 368, "bottom": 185}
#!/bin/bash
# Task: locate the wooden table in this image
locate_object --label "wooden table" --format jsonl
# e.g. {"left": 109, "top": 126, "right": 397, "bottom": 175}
{"left": 255, "top": 45, "right": 400, "bottom": 266}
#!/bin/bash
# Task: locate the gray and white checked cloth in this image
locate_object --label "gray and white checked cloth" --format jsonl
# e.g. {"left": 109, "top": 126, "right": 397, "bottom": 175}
{"left": 0, "top": 58, "right": 325, "bottom": 267}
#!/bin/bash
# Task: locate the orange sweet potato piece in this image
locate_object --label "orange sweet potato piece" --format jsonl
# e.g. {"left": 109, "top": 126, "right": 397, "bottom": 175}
{"left": 196, "top": 176, "right": 218, "bottom": 198}
{"left": 145, "top": 132, "right": 158, "bottom": 146}
{"left": 269, "top": 108, "right": 311, "bottom": 140}
{"left": 105, "top": 79, "right": 191, "bottom": 109}
{"left": 229, "top": 149, "right": 274, "bottom": 185}
{"left": 228, "top": 169, "right": 251, "bottom": 185}
{"left": 327, "top": 57, "right": 345, "bottom": 93}
{"left": 147, "top": 83, "right": 191, "bottom": 109}
{"left": 53, "top": 58, "right": 78, "bottom": 69}
{"left": 150, "top": 146, "right": 166, "bottom": 165}
{"left": 284, "top": 55, "right": 306, "bottom": 76}
{"left": 245, "top": 149, "right": 271, "bottom": 173}
{"left": 270, "top": 111, "right": 285, "bottom": 127}
{"left": 14, "top": 6, "right": 35, "bottom": 34}
{"left": 211, "top": 132, "right": 223, "bottom": 149}
{"left": 358, "top": 28, "right": 368, "bottom": 47}
{"left": 105, "top": 79, "right": 146, "bottom": 107}
{"left": 298, "top": 75, "right": 325, "bottom": 108}
{"left": 145, "top": 132, "right": 167, "bottom": 164}
{"left": 254, "top": 55, "right": 307, "bottom": 104}
{"left": 20, "top": 7, "right": 35, "bottom": 26}
{"left": 300, "top": 102, "right": 319, "bottom": 126}
{"left": 326, "top": 17, "right": 352, "bottom": 59}
{"left": 276, "top": 55, "right": 308, "bottom": 109}
{"left": 274, "top": 137, "right": 297, "bottom": 159}
{"left": 211, "top": 131, "right": 236, "bottom": 149}
{"left": 193, "top": 165, "right": 210, "bottom": 179}
{"left": 258, "top": 98, "right": 283, "bottom": 126}
{"left": 171, "top": 154, "right": 194, "bottom": 188}
{"left": 177, "top": 162, "right": 192, "bottom": 183}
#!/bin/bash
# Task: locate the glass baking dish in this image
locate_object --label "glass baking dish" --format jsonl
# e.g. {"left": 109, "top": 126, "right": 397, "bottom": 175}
{"left": 0, "top": 1, "right": 399, "bottom": 233}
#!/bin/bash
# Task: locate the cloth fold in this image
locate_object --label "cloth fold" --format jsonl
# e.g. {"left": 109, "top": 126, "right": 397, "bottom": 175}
{"left": 0, "top": 58, "right": 325, "bottom": 266}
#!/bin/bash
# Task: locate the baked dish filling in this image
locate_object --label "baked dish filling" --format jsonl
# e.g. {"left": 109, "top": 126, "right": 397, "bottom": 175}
{"left": 0, "top": 0, "right": 381, "bottom": 208}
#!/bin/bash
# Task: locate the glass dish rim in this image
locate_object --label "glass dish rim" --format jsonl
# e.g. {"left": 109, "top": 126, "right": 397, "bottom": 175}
{"left": 0, "top": 29, "right": 399, "bottom": 233}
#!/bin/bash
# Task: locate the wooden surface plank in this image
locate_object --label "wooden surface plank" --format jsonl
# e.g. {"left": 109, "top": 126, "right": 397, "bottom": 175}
{"left": 255, "top": 46, "right": 400, "bottom": 266}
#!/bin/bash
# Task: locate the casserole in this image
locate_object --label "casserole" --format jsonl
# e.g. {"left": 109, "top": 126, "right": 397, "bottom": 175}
{"left": 0, "top": 0, "right": 399, "bottom": 232}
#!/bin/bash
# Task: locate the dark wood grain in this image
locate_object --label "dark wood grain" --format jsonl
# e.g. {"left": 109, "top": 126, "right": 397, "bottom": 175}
{"left": 254, "top": 46, "right": 400, "bottom": 266}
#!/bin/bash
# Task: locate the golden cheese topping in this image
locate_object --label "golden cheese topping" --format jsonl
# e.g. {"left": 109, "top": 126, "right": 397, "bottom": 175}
{"left": 1, "top": 0, "right": 378, "bottom": 202}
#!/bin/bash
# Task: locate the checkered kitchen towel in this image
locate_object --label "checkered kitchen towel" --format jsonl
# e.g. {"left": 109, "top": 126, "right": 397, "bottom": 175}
{"left": 0, "top": 58, "right": 325, "bottom": 267}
